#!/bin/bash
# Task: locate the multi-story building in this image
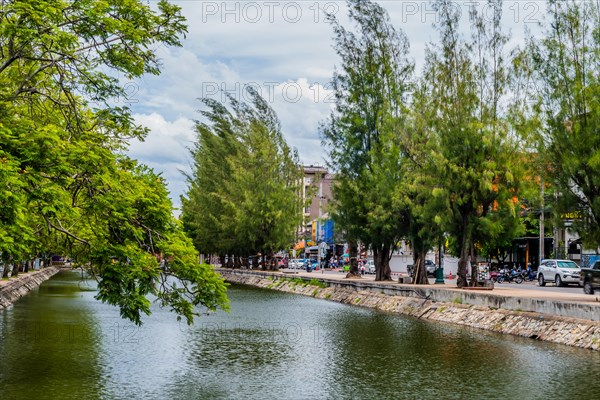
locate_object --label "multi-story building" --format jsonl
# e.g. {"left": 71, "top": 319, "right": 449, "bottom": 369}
{"left": 293, "top": 165, "right": 335, "bottom": 255}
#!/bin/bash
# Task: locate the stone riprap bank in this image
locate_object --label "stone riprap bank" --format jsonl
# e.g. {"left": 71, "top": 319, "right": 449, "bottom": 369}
{"left": 0, "top": 267, "right": 60, "bottom": 309}
{"left": 217, "top": 269, "right": 600, "bottom": 351}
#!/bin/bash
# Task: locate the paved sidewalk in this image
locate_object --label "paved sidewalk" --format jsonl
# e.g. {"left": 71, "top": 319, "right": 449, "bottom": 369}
{"left": 280, "top": 268, "right": 600, "bottom": 305}
{"left": 0, "top": 270, "right": 39, "bottom": 286}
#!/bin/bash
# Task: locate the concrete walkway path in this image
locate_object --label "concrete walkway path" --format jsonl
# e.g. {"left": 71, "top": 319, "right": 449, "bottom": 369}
{"left": 276, "top": 267, "right": 600, "bottom": 305}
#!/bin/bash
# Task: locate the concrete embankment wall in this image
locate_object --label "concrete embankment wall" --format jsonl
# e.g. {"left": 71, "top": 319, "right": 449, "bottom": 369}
{"left": 217, "top": 269, "right": 600, "bottom": 351}
{"left": 0, "top": 267, "right": 60, "bottom": 309}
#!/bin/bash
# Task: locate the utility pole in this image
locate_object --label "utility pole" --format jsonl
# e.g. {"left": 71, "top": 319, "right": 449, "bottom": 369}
{"left": 318, "top": 178, "right": 323, "bottom": 274}
{"left": 539, "top": 177, "right": 544, "bottom": 266}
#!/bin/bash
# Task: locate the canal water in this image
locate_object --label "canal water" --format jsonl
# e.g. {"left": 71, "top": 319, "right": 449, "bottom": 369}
{"left": 1, "top": 270, "right": 600, "bottom": 400}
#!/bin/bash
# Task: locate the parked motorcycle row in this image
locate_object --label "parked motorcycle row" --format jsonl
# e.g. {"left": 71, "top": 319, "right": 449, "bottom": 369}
{"left": 490, "top": 268, "right": 536, "bottom": 284}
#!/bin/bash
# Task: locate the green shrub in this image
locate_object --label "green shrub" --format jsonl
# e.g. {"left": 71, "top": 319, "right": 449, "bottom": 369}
{"left": 308, "top": 279, "right": 327, "bottom": 288}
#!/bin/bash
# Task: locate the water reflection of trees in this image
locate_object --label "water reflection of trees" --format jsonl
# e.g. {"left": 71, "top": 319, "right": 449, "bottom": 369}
{"left": 0, "top": 272, "right": 105, "bottom": 399}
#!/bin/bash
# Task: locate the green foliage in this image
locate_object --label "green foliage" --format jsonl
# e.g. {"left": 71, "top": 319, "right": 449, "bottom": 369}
{"left": 322, "top": 0, "right": 413, "bottom": 280}
{"left": 0, "top": 0, "right": 186, "bottom": 123}
{"left": 308, "top": 278, "right": 327, "bottom": 289}
{"left": 0, "top": 0, "right": 229, "bottom": 325}
{"left": 412, "top": 0, "right": 528, "bottom": 286}
{"left": 182, "top": 88, "right": 303, "bottom": 266}
{"left": 528, "top": 0, "right": 600, "bottom": 248}
{"left": 287, "top": 277, "right": 305, "bottom": 286}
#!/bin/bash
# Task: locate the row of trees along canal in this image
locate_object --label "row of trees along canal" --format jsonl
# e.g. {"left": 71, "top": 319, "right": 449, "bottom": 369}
{"left": 184, "top": 0, "right": 599, "bottom": 288}
{"left": 181, "top": 90, "right": 304, "bottom": 271}
{"left": 0, "top": 1, "right": 228, "bottom": 325}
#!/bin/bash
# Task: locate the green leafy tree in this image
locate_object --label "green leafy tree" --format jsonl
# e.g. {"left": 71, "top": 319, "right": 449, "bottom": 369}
{"left": 0, "top": 0, "right": 185, "bottom": 129}
{"left": 416, "top": 0, "right": 526, "bottom": 287}
{"left": 183, "top": 89, "right": 302, "bottom": 269}
{"left": 322, "top": 0, "right": 414, "bottom": 280}
{"left": 528, "top": 0, "right": 600, "bottom": 248}
{"left": 0, "top": 1, "right": 229, "bottom": 324}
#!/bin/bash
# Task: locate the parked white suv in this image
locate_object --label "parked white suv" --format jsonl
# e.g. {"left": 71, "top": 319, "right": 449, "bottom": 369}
{"left": 537, "top": 259, "right": 581, "bottom": 287}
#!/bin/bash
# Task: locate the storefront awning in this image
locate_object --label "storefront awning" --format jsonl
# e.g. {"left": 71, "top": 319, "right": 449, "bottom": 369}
{"left": 293, "top": 240, "right": 305, "bottom": 250}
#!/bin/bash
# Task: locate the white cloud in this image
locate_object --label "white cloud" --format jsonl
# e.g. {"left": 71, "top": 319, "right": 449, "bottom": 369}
{"left": 128, "top": 114, "right": 196, "bottom": 210}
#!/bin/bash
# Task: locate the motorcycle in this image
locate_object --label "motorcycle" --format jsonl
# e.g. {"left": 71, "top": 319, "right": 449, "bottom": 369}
{"left": 518, "top": 268, "right": 536, "bottom": 282}
{"left": 496, "top": 268, "right": 523, "bottom": 284}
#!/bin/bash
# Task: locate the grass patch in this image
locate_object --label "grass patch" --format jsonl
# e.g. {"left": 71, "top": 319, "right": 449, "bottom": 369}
{"left": 287, "top": 278, "right": 305, "bottom": 286}
{"left": 452, "top": 297, "right": 463, "bottom": 304}
{"left": 437, "top": 306, "right": 446, "bottom": 312}
{"left": 354, "top": 297, "right": 361, "bottom": 304}
{"left": 325, "top": 293, "right": 331, "bottom": 299}
{"left": 312, "top": 289, "right": 319, "bottom": 297}
{"left": 308, "top": 279, "right": 327, "bottom": 288}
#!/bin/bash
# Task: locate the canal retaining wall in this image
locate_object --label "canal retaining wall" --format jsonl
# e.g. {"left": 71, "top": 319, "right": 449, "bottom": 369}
{"left": 0, "top": 267, "right": 60, "bottom": 309}
{"left": 217, "top": 269, "right": 600, "bottom": 351}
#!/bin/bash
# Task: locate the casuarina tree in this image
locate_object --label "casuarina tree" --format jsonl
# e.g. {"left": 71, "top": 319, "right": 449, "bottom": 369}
{"left": 321, "top": 0, "right": 414, "bottom": 280}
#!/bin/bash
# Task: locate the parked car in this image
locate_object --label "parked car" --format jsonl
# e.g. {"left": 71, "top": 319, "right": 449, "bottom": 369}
{"left": 537, "top": 259, "right": 581, "bottom": 287}
{"left": 580, "top": 260, "right": 600, "bottom": 294}
{"left": 366, "top": 259, "right": 375, "bottom": 274}
{"left": 425, "top": 260, "right": 436, "bottom": 277}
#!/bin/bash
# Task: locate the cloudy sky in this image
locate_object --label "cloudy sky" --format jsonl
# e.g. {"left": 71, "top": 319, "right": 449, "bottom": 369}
{"left": 125, "top": 0, "right": 546, "bottom": 212}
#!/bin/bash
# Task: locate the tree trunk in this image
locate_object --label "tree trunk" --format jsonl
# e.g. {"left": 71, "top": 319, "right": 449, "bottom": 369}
{"left": 11, "top": 262, "right": 19, "bottom": 277}
{"left": 457, "top": 224, "right": 472, "bottom": 288}
{"left": 374, "top": 244, "right": 393, "bottom": 281}
{"left": 345, "top": 241, "right": 361, "bottom": 278}
{"left": 2, "top": 264, "right": 9, "bottom": 278}
{"left": 268, "top": 253, "right": 277, "bottom": 271}
{"left": 413, "top": 249, "right": 429, "bottom": 284}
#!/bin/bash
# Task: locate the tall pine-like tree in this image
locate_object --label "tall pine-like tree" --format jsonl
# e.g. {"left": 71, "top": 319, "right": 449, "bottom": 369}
{"left": 183, "top": 89, "right": 302, "bottom": 269}
{"left": 322, "top": 0, "right": 414, "bottom": 280}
